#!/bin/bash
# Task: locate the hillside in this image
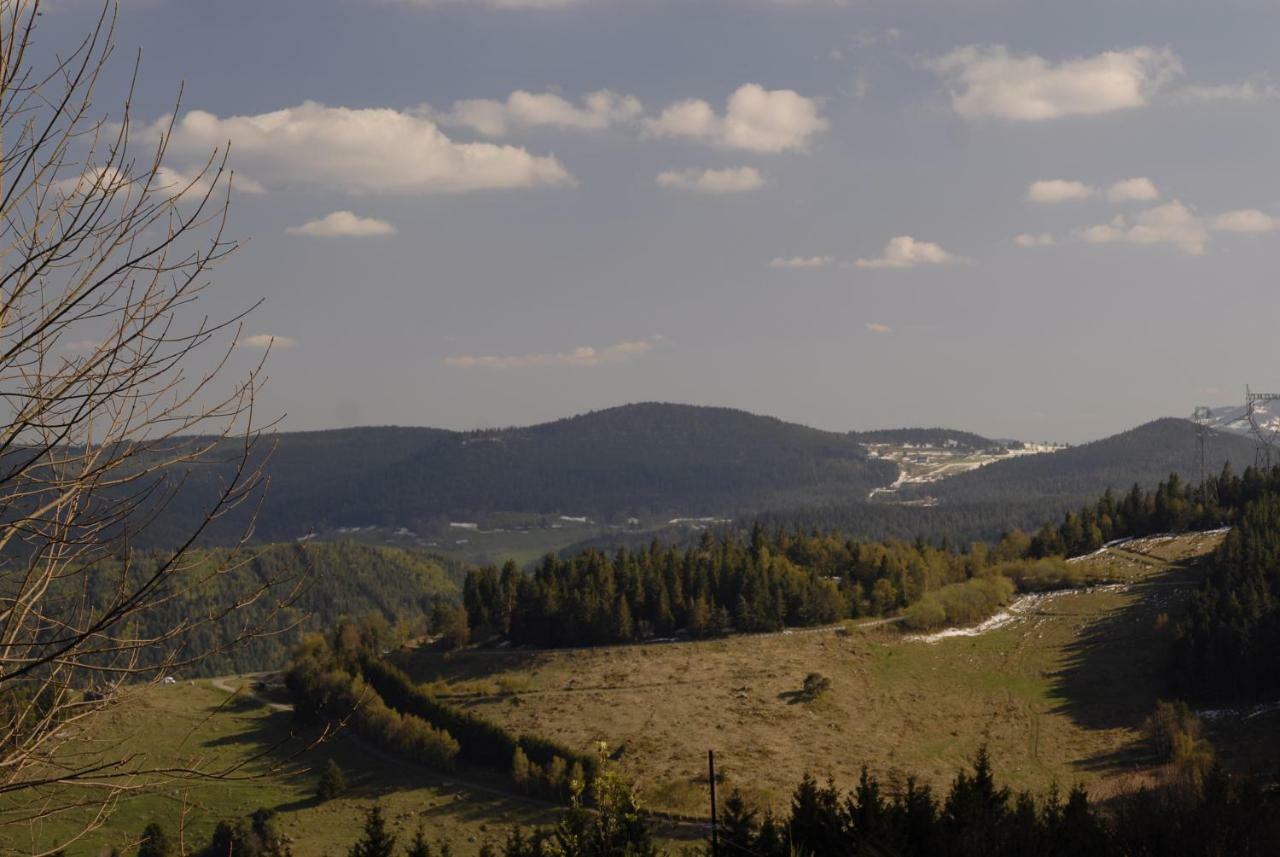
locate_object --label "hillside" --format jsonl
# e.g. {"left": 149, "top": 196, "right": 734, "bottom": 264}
{"left": 145, "top": 404, "right": 898, "bottom": 546}
{"left": 897, "top": 418, "right": 1257, "bottom": 506}
{"left": 79, "top": 542, "right": 460, "bottom": 676}
{"left": 394, "top": 531, "right": 1277, "bottom": 816}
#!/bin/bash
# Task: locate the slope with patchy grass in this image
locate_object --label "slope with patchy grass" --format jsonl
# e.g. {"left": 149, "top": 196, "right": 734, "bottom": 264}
{"left": 395, "top": 530, "right": 1272, "bottom": 816}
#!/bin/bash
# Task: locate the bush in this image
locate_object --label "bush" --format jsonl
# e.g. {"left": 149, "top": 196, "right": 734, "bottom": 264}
{"left": 903, "top": 576, "right": 1014, "bottom": 631}
{"left": 801, "top": 672, "right": 831, "bottom": 701}
{"left": 317, "top": 759, "right": 346, "bottom": 802}
{"left": 997, "top": 557, "right": 1086, "bottom": 592}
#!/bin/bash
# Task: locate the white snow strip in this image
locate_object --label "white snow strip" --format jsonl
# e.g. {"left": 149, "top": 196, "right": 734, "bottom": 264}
{"left": 1197, "top": 700, "right": 1280, "bottom": 722}
{"left": 903, "top": 584, "right": 1129, "bottom": 644}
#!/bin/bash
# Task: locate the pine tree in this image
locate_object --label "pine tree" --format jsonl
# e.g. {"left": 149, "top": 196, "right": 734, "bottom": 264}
{"left": 719, "top": 790, "right": 759, "bottom": 853}
{"left": 404, "top": 825, "right": 432, "bottom": 857}
{"left": 349, "top": 805, "right": 397, "bottom": 857}
{"left": 136, "top": 822, "right": 171, "bottom": 857}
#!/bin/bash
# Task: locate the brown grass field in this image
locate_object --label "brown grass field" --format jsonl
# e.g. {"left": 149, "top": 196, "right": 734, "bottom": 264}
{"left": 397, "top": 530, "right": 1279, "bottom": 816}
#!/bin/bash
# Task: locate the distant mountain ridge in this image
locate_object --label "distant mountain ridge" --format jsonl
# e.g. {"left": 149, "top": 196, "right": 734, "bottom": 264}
{"left": 139, "top": 409, "right": 1261, "bottom": 552}
{"left": 896, "top": 418, "right": 1257, "bottom": 505}
{"left": 155, "top": 403, "right": 899, "bottom": 544}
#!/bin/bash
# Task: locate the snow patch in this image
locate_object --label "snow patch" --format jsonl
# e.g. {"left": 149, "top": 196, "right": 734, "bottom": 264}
{"left": 904, "top": 584, "right": 1129, "bottom": 644}
{"left": 1197, "top": 700, "right": 1280, "bottom": 722}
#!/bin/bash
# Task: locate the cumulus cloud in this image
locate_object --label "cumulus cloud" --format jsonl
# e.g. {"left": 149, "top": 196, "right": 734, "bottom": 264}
{"left": 287, "top": 211, "right": 398, "bottom": 238}
{"left": 237, "top": 334, "right": 297, "bottom": 350}
{"left": 442, "top": 90, "right": 642, "bottom": 137}
{"left": 1028, "top": 179, "right": 1094, "bottom": 203}
{"left": 656, "top": 167, "right": 764, "bottom": 193}
{"left": 865, "top": 322, "right": 893, "bottom": 334}
{"left": 769, "top": 255, "right": 833, "bottom": 268}
{"left": 445, "top": 338, "right": 657, "bottom": 370}
{"left": 1211, "top": 209, "right": 1280, "bottom": 233}
{"left": 646, "top": 84, "right": 828, "bottom": 153}
{"left": 855, "top": 236, "right": 965, "bottom": 269}
{"left": 1014, "top": 233, "right": 1055, "bottom": 247}
{"left": 1079, "top": 201, "right": 1208, "bottom": 255}
{"left": 926, "top": 45, "right": 1181, "bottom": 120}
{"left": 151, "top": 102, "right": 574, "bottom": 194}
{"left": 1108, "top": 177, "right": 1159, "bottom": 202}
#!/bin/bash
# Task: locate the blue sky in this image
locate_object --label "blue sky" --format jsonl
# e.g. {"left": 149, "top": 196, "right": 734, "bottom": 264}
{"left": 44, "top": 0, "right": 1280, "bottom": 442}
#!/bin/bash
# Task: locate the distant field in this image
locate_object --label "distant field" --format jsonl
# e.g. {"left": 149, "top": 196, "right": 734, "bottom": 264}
{"left": 396, "top": 530, "right": 1273, "bottom": 816}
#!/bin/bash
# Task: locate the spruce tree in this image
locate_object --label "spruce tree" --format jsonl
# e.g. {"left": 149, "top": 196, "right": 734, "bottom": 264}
{"left": 136, "top": 822, "right": 171, "bottom": 857}
{"left": 404, "top": 825, "right": 432, "bottom": 857}
{"left": 349, "top": 805, "right": 397, "bottom": 857}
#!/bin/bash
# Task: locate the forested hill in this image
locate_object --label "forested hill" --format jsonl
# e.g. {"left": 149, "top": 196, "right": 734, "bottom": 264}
{"left": 848, "top": 427, "right": 997, "bottom": 449}
{"left": 897, "top": 418, "right": 1258, "bottom": 505}
{"left": 82, "top": 542, "right": 460, "bottom": 676}
{"left": 148, "top": 403, "right": 898, "bottom": 544}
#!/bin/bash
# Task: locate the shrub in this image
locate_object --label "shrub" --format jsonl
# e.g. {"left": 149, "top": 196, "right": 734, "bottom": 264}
{"left": 801, "top": 672, "right": 832, "bottom": 701}
{"left": 317, "top": 759, "right": 346, "bottom": 802}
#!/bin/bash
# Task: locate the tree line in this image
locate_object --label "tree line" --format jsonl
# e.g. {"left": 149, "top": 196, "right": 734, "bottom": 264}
{"left": 285, "top": 619, "right": 596, "bottom": 799}
{"left": 134, "top": 746, "right": 1279, "bottom": 857}
{"left": 1173, "top": 491, "right": 1280, "bottom": 702}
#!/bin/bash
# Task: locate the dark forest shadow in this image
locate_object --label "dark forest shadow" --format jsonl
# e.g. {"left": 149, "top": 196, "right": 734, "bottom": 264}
{"left": 1047, "top": 553, "right": 1209, "bottom": 774}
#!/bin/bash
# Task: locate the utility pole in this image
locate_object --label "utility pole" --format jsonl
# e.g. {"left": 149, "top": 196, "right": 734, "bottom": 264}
{"left": 708, "top": 749, "right": 719, "bottom": 857}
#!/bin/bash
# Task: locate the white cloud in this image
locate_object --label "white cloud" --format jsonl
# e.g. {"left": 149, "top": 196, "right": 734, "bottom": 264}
{"left": 1028, "top": 179, "right": 1095, "bottom": 203}
{"left": 442, "top": 90, "right": 642, "bottom": 137}
{"left": 152, "top": 101, "right": 574, "bottom": 194}
{"left": 154, "top": 165, "right": 267, "bottom": 197}
{"left": 1028, "top": 177, "right": 1159, "bottom": 204}
{"left": 445, "top": 338, "right": 656, "bottom": 370}
{"left": 656, "top": 167, "right": 764, "bottom": 193}
{"left": 237, "top": 334, "right": 297, "bottom": 350}
{"left": 1079, "top": 201, "right": 1208, "bottom": 255}
{"left": 1177, "top": 80, "right": 1280, "bottom": 103}
{"left": 865, "top": 322, "right": 893, "bottom": 334}
{"left": 287, "top": 211, "right": 398, "bottom": 238}
{"left": 926, "top": 45, "right": 1181, "bottom": 120}
{"left": 855, "top": 236, "right": 965, "bottom": 269}
{"left": 769, "top": 255, "right": 833, "bottom": 268}
{"left": 1211, "top": 209, "right": 1280, "bottom": 233}
{"left": 1107, "top": 177, "right": 1159, "bottom": 202}
{"left": 1014, "top": 233, "right": 1055, "bottom": 247}
{"left": 646, "top": 84, "right": 828, "bottom": 153}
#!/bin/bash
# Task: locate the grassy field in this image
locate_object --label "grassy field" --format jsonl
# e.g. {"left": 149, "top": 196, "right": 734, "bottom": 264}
{"left": 13, "top": 529, "right": 1278, "bottom": 854}
{"left": 395, "top": 530, "right": 1273, "bottom": 817}
{"left": 1, "top": 680, "right": 565, "bottom": 857}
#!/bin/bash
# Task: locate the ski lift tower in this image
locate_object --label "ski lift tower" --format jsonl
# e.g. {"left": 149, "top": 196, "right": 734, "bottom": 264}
{"left": 1245, "top": 386, "right": 1280, "bottom": 468}
{"left": 1191, "top": 406, "right": 1214, "bottom": 503}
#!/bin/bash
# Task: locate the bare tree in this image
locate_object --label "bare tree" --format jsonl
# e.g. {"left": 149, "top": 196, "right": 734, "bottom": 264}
{"left": 0, "top": 2, "right": 294, "bottom": 849}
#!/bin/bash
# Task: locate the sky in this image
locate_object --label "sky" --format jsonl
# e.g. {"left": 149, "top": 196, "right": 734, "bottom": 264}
{"left": 39, "top": 0, "right": 1280, "bottom": 443}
